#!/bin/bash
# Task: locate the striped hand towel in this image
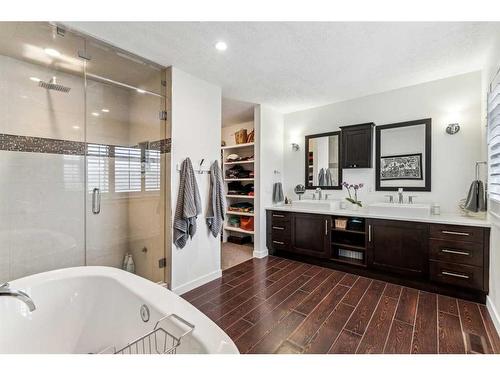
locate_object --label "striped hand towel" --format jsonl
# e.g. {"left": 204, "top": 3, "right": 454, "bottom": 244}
{"left": 174, "top": 157, "right": 202, "bottom": 248}
{"left": 206, "top": 160, "right": 226, "bottom": 237}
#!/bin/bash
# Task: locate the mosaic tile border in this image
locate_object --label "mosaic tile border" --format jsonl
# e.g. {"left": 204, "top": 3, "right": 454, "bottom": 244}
{"left": 0, "top": 133, "right": 171, "bottom": 156}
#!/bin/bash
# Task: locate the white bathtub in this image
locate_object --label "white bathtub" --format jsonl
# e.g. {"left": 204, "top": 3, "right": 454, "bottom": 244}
{"left": 0, "top": 267, "right": 239, "bottom": 354}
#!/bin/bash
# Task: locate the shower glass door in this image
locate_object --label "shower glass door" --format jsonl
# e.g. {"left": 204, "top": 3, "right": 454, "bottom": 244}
{"left": 84, "top": 40, "right": 168, "bottom": 282}
{"left": 0, "top": 22, "right": 86, "bottom": 282}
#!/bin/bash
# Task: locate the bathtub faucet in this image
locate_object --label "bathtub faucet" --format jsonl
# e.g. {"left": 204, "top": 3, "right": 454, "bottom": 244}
{"left": 0, "top": 282, "right": 36, "bottom": 312}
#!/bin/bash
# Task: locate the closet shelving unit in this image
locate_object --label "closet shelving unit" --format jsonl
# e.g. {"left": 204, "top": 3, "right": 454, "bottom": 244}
{"left": 221, "top": 142, "right": 256, "bottom": 238}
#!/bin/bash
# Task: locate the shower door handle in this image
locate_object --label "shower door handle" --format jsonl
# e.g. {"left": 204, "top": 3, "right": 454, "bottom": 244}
{"left": 92, "top": 188, "right": 101, "bottom": 214}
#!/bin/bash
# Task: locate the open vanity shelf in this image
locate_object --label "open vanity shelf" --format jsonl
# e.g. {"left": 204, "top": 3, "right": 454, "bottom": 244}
{"left": 330, "top": 216, "right": 367, "bottom": 267}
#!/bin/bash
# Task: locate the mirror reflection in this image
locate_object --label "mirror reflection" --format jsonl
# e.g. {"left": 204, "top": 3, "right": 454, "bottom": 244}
{"left": 305, "top": 131, "right": 341, "bottom": 189}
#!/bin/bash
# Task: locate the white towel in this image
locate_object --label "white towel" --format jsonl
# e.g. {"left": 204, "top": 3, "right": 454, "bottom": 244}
{"left": 206, "top": 160, "right": 226, "bottom": 237}
{"left": 174, "top": 158, "right": 202, "bottom": 248}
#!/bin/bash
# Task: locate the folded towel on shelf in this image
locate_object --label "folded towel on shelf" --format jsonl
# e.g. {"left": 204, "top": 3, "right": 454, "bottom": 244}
{"left": 226, "top": 165, "right": 252, "bottom": 179}
{"left": 206, "top": 160, "right": 226, "bottom": 237}
{"left": 227, "top": 181, "right": 254, "bottom": 196}
{"left": 272, "top": 182, "right": 284, "bottom": 204}
{"left": 173, "top": 157, "right": 202, "bottom": 248}
{"left": 228, "top": 202, "right": 254, "bottom": 213}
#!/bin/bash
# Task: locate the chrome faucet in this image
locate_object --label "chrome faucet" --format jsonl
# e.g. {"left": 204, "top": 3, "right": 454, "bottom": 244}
{"left": 0, "top": 282, "right": 36, "bottom": 312}
{"left": 397, "top": 188, "right": 404, "bottom": 204}
{"left": 315, "top": 188, "right": 322, "bottom": 201}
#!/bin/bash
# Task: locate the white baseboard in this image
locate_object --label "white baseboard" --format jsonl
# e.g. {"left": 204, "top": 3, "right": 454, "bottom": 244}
{"left": 486, "top": 296, "right": 500, "bottom": 336}
{"left": 253, "top": 249, "right": 268, "bottom": 258}
{"left": 172, "top": 269, "right": 222, "bottom": 295}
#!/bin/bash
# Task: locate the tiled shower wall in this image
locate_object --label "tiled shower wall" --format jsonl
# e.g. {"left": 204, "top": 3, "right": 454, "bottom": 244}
{"left": 0, "top": 54, "right": 85, "bottom": 282}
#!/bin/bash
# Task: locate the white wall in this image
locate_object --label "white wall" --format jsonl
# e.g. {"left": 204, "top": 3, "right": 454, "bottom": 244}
{"left": 284, "top": 72, "right": 483, "bottom": 214}
{"left": 255, "top": 105, "right": 284, "bottom": 258}
{"left": 170, "top": 67, "right": 222, "bottom": 294}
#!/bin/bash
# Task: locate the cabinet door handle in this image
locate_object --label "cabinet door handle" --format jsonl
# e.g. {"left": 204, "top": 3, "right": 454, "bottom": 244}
{"left": 368, "top": 224, "right": 372, "bottom": 242}
{"left": 441, "top": 271, "right": 470, "bottom": 279}
{"left": 441, "top": 230, "right": 470, "bottom": 236}
{"left": 272, "top": 226, "right": 285, "bottom": 230}
{"left": 273, "top": 214, "right": 285, "bottom": 218}
{"left": 441, "top": 249, "right": 470, "bottom": 256}
{"left": 272, "top": 240, "right": 284, "bottom": 245}
{"left": 325, "top": 219, "right": 328, "bottom": 236}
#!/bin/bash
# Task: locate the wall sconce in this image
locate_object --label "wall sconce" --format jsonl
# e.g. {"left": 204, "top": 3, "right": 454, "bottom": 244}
{"left": 291, "top": 143, "right": 300, "bottom": 151}
{"left": 446, "top": 123, "right": 460, "bottom": 135}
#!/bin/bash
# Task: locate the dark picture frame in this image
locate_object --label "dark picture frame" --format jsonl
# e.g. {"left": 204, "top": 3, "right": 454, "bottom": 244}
{"left": 380, "top": 153, "right": 423, "bottom": 181}
{"left": 304, "top": 131, "right": 342, "bottom": 190}
{"left": 375, "top": 118, "right": 432, "bottom": 192}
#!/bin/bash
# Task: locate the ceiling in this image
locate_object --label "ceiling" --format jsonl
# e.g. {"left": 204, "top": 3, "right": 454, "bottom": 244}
{"left": 221, "top": 97, "right": 255, "bottom": 127}
{"left": 65, "top": 22, "right": 500, "bottom": 113}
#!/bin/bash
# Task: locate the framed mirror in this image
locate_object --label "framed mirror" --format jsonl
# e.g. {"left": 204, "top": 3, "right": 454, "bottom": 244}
{"left": 375, "top": 118, "right": 431, "bottom": 191}
{"left": 305, "top": 131, "right": 342, "bottom": 190}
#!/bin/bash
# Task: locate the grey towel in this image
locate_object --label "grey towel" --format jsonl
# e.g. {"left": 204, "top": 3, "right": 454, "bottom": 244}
{"left": 206, "top": 160, "right": 226, "bottom": 237}
{"left": 325, "top": 168, "right": 334, "bottom": 186}
{"left": 464, "top": 180, "right": 487, "bottom": 213}
{"left": 174, "top": 158, "right": 202, "bottom": 248}
{"left": 318, "top": 168, "right": 326, "bottom": 186}
{"left": 272, "top": 182, "right": 284, "bottom": 204}
{"left": 477, "top": 180, "right": 486, "bottom": 212}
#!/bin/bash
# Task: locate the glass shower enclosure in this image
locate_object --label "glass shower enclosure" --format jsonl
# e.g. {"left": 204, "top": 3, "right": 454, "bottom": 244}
{"left": 0, "top": 22, "right": 170, "bottom": 284}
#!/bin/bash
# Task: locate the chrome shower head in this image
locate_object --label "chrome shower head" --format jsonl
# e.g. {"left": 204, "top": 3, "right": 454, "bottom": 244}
{"left": 38, "top": 76, "right": 71, "bottom": 93}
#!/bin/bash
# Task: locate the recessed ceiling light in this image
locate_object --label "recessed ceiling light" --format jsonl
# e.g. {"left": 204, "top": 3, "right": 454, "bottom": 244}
{"left": 72, "top": 126, "right": 80, "bottom": 130}
{"left": 136, "top": 89, "right": 146, "bottom": 94}
{"left": 91, "top": 112, "right": 100, "bottom": 117}
{"left": 101, "top": 108, "right": 110, "bottom": 113}
{"left": 215, "top": 41, "right": 228, "bottom": 51}
{"left": 29, "top": 77, "right": 41, "bottom": 82}
{"left": 44, "top": 48, "right": 61, "bottom": 58}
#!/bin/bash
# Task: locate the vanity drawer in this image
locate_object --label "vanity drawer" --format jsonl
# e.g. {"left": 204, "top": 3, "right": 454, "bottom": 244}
{"left": 270, "top": 238, "right": 291, "bottom": 252}
{"left": 429, "top": 239, "right": 483, "bottom": 267}
{"left": 271, "top": 223, "right": 291, "bottom": 240}
{"left": 429, "top": 224, "right": 484, "bottom": 244}
{"left": 270, "top": 211, "right": 291, "bottom": 224}
{"left": 429, "top": 260, "right": 483, "bottom": 290}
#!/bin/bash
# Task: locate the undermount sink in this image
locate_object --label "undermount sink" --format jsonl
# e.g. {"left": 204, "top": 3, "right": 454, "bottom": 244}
{"left": 368, "top": 202, "right": 431, "bottom": 217}
{"left": 291, "top": 199, "right": 340, "bottom": 210}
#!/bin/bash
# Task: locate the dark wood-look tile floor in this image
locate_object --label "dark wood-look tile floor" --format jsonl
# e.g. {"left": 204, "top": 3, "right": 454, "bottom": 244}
{"left": 182, "top": 256, "right": 500, "bottom": 354}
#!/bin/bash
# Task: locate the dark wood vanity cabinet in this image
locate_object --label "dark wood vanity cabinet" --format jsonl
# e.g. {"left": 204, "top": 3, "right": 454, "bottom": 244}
{"left": 367, "top": 219, "right": 428, "bottom": 278}
{"left": 340, "top": 122, "right": 374, "bottom": 168}
{"left": 428, "top": 224, "right": 489, "bottom": 292}
{"left": 267, "top": 210, "right": 490, "bottom": 302}
{"left": 290, "top": 213, "right": 331, "bottom": 258}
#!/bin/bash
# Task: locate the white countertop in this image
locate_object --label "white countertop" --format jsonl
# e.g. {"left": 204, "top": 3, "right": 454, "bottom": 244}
{"left": 266, "top": 205, "right": 492, "bottom": 228}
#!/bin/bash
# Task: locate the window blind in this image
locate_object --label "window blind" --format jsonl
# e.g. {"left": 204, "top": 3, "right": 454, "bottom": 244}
{"left": 488, "top": 78, "right": 500, "bottom": 203}
{"left": 87, "top": 144, "right": 110, "bottom": 193}
{"left": 145, "top": 149, "right": 161, "bottom": 191}
{"left": 115, "top": 146, "right": 142, "bottom": 192}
